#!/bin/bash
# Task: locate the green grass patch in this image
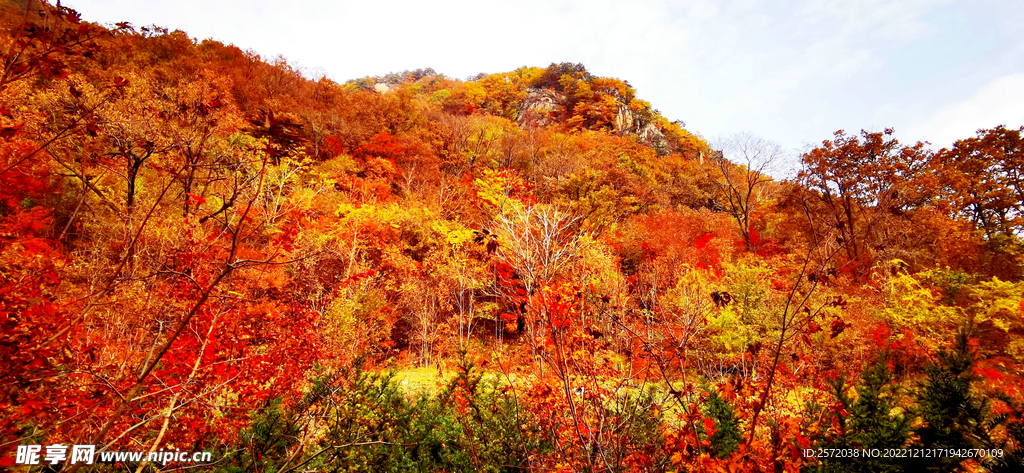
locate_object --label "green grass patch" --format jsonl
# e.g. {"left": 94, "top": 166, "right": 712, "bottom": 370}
{"left": 393, "top": 367, "right": 450, "bottom": 395}
{"left": 393, "top": 367, "right": 520, "bottom": 396}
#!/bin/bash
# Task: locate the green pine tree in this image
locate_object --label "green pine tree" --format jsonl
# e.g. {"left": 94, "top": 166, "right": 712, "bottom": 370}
{"left": 703, "top": 390, "right": 742, "bottom": 459}
{"left": 807, "top": 356, "right": 910, "bottom": 473}
{"left": 915, "top": 330, "right": 993, "bottom": 472}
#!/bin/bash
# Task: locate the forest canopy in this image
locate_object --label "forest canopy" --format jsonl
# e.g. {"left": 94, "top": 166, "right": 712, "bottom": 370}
{"left": 2, "top": 2, "right": 1023, "bottom": 471}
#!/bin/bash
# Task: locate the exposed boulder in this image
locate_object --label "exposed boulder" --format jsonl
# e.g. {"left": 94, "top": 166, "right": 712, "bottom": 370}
{"left": 517, "top": 87, "right": 565, "bottom": 127}
{"left": 516, "top": 86, "right": 670, "bottom": 151}
{"left": 614, "top": 105, "right": 634, "bottom": 133}
{"left": 638, "top": 123, "right": 666, "bottom": 147}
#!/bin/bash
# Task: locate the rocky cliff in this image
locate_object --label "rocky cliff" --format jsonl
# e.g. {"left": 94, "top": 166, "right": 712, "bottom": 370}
{"left": 517, "top": 87, "right": 667, "bottom": 148}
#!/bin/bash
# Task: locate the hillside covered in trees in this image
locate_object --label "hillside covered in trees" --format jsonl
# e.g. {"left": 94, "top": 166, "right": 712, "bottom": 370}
{"left": 2, "top": 2, "right": 1023, "bottom": 471}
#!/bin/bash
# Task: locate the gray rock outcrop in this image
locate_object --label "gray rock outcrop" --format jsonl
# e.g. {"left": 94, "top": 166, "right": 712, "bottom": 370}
{"left": 516, "top": 87, "right": 668, "bottom": 149}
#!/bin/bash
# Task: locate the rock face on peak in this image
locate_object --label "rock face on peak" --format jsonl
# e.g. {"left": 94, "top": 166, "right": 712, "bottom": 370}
{"left": 517, "top": 87, "right": 565, "bottom": 128}
{"left": 613, "top": 105, "right": 635, "bottom": 132}
{"left": 638, "top": 122, "right": 666, "bottom": 147}
{"left": 615, "top": 105, "right": 667, "bottom": 146}
{"left": 517, "top": 86, "right": 667, "bottom": 149}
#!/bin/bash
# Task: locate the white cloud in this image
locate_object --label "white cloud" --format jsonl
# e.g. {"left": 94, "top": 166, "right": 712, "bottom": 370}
{"left": 908, "top": 73, "right": 1024, "bottom": 148}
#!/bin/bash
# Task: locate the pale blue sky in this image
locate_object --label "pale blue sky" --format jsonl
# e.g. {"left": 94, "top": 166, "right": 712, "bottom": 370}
{"left": 65, "top": 0, "right": 1024, "bottom": 154}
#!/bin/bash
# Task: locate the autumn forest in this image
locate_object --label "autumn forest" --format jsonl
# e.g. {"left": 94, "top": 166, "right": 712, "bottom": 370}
{"left": 2, "top": 2, "right": 1024, "bottom": 472}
